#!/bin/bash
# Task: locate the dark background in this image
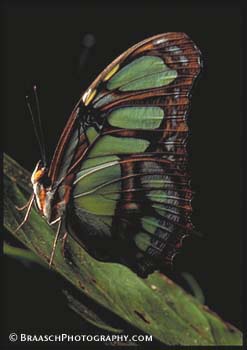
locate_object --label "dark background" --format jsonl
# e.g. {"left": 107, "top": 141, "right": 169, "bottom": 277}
{"left": 3, "top": 0, "right": 243, "bottom": 338}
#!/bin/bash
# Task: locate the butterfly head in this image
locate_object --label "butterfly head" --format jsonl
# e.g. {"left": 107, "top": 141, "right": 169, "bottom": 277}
{"left": 31, "top": 160, "right": 51, "bottom": 216}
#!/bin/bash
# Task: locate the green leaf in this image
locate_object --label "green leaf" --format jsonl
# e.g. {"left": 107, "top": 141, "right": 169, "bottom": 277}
{"left": 3, "top": 153, "right": 242, "bottom": 346}
{"left": 4, "top": 242, "right": 46, "bottom": 267}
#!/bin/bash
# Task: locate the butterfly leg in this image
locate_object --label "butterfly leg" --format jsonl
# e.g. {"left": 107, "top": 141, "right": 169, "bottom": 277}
{"left": 14, "top": 194, "right": 35, "bottom": 233}
{"left": 49, "top": 218, "right": 64, "bottom": 268}
{"left": 15, "top": 194, "right": 34, "bottom": 211}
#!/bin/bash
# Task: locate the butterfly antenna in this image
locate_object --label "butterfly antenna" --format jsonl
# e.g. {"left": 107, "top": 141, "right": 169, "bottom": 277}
{"left": 33, "top": 85, "right": 47, "bottom": 166}
{"left": 26, "top": 94, "right": 46, "bottom": 165}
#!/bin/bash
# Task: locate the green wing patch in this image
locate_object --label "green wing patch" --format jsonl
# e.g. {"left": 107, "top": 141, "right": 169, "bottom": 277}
{"left": 108, "top": 106, "right": 164, "bottom": 129}
{"left": 88, "top": 136, "right": 150, "bottom": 158}
{"left": 73, "top": 156, "right": 121, "bottom": 220}
{"left": 107, "top": 56, "right": 177, "bottom": 91}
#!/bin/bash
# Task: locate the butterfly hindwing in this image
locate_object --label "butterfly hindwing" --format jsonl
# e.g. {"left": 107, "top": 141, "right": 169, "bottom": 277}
{"left": 49, "top": 33, "right": 202, "bottom": 276}
{"left": 71, "top": 155, "right": 193, "bottom": 275}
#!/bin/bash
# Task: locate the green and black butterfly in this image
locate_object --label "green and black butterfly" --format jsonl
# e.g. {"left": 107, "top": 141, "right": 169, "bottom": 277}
{"left": 17, "top": 33, "right": 202, "bottom": 277}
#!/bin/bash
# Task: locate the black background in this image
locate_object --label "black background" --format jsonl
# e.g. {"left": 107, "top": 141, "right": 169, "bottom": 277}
{"left": 3, "top": 0, "right": 243, "bottom": 339}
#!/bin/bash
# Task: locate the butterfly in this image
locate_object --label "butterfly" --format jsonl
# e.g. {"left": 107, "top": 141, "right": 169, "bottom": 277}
{"left": 16, "top": 32, "right": 202, "bottom": 278}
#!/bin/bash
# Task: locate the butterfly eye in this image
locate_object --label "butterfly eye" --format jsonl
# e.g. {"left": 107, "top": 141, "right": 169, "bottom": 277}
{"left": 31, "top": 168, "right": 43, "bottom": 181}
{"left": 31, "top": 162, "right": 50, "bottom": 186}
